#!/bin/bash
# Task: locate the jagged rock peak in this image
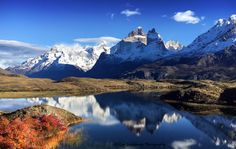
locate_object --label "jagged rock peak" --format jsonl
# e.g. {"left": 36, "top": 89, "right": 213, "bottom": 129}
{"left": 128, "top": 26, "right": 146, "bottom": 37}
{"left": 147, "top": 28, "right": 163, "bottom": 44}
{"left": 124, "top": 27, "right": 147, "bottom": 44}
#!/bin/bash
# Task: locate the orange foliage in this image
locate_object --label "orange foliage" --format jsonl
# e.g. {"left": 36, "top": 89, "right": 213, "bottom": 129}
{"left": 0, "top": 114, "right": 67, "bottom": 149}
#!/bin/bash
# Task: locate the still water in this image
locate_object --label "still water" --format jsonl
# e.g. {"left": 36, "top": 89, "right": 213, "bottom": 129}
{"left": 0, "top": 92, "right": 235, "bottom": 149}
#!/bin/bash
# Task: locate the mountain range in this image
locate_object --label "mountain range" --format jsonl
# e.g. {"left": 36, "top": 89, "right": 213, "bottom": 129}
{"left": 8, "top": 43, "right": 110, "bottom": 80}
{"left": 7, "top": 14, "right": 236, "bottom": 80}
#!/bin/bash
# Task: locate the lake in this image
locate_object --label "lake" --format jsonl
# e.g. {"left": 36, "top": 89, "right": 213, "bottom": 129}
{"left": 0, "top": 92, "right": 235, "bottom": 149}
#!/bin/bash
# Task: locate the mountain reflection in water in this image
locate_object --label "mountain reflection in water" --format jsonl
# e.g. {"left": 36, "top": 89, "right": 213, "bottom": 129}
{"left": 0, "top": 92, "right": 235, "bottom": 149}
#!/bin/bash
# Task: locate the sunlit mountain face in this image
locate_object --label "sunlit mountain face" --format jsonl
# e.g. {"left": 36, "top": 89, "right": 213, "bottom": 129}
{"left": 0, "top": 92, "right": 235, "bottom": 149}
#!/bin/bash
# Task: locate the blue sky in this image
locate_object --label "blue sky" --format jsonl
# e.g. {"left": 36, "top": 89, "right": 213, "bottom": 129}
{"left": 0, "top": 0, "right": 235, "bottom": 46}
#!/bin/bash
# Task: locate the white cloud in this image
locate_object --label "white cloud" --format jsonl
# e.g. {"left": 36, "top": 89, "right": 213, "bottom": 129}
{"left": 171, "top": 139, "right": 197, "bottom": 149}
{"left": 0, "top": 40, "right": 43, "bottom": 50}
{"left": 173, "top": 10, "right": 202, "bottom": 24}
{"left": 121, "top": 9, "right": 141, "bottom": 17}
{"left": 74, "top": 36, "right": 120, "bottom": 46}
{"left": 0, "top": 40, "right": 46, "bottom": 68}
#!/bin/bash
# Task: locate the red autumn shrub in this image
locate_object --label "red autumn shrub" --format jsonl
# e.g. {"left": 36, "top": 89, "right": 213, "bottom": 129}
{"left": 40, "top": 114, "right": 67, "bottom": 135}
{"left": 0, "top": 114, "right": 67, "bottom": 149}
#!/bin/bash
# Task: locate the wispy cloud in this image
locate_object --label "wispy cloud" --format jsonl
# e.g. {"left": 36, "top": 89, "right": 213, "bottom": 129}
{"left": 121, "top": 9, "right": 141, "bottom": 17}
{"left": 74, "top": 36, "right": 120, "bottom": 46}
{"left": 0, "top": 40, "right": 43, "bottom": 50}
{"left": 173, "top": 10, "right": 203, "bottom": 24}
{"left": 0, "top": 40, "right": 46, "bottom": 68}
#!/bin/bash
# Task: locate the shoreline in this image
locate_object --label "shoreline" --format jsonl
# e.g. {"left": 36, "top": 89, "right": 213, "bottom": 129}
{"left": 0, "top": 76, "right": 235, "bottom": 105}
{"left": 164, "top": 99, "right": 236, "bottom": 108}
{"left": 0, "top": 89, "right": 128, "bottom": 98}
{"left": 0, "top": 89, "right": 236, "bottom": 108}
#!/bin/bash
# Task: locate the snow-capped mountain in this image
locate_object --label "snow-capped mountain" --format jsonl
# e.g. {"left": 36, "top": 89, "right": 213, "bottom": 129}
{"left": 165, "top": 40, "right": 184, "bottom": 51}
{"left": 7, "top": 14, "right": 236, "bottom": 80}
{"left": 110, "top": 27, "right": 173, "bottom": 61}
{"left": 123, "top": 14, "right": 236, "bottom": 80}
{"left": 87, "top": 27, "right": 177, "bottom": 78}
{"left": 184, "top": 14, "right": 236, "bottom": 54}
{"left": 8, "top": 43, "right": 110, "bottom": 79}
{"left": 8, "top": 27, "right": 179, "bottom": 79}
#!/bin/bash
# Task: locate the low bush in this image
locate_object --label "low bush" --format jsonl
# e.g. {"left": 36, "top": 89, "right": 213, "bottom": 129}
{"left": 0, "top": 114, "right": 67, "bottom": 148}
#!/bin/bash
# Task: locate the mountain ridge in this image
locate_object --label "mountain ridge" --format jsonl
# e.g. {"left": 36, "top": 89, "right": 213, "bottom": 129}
{"left": 122, "top": 15, "right": 236, "bottom": 80}
{"left": 124, "top": 45, "right": 236, "bottom": 80}
{"left": 7, "top": 14, "right": 236, "bottom": 80}
{"left": 87, "top": 27, "right": 179, "bottom": 78}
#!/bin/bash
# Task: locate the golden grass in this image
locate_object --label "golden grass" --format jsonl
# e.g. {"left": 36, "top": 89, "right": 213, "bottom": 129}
{"left": 1, "top": 75, "right": 236, "bottom": 101}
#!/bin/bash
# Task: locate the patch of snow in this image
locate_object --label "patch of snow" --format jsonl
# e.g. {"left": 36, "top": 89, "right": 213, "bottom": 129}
{"left": 165, "top": 40, "right": 184, "bottom": 51}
